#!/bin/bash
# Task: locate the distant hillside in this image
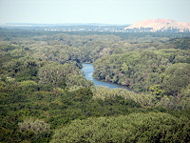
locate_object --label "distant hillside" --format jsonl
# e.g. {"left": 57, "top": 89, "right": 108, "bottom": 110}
{"left": 125, "top": 19, "right": 190, "bottom": 32}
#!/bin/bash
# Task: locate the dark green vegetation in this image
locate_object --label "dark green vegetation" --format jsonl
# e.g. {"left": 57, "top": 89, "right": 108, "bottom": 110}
{"left": 94, "top": 50, "right": 190, "bottom": 93}
{"left": 51, "top": 112, "right": 190, "bottom": 143}
{"left": 0, "top": 29, "right": 190, "bottom": 143}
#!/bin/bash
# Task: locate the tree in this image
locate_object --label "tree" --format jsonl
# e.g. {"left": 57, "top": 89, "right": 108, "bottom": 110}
{"left": 162, "top": 63, "right": 190, "bottom": 96}
{"left": 38, "top": 63, "right": 80, "bottom": 87}
{"left": 18, "top": 119, "right": 51, "bottom": 142}
{"left": 51, "top": 112, "right": 190, "bottom": 143}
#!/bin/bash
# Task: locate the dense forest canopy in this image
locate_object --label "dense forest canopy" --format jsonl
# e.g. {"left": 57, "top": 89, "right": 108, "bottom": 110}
{"left": 0, "top": 28, "right": 190, "bottom": 143}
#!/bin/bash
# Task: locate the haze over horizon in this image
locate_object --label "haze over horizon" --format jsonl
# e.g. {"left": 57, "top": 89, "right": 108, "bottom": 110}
{"left": 0, "top": 0, "right": 190, "bottom": 25}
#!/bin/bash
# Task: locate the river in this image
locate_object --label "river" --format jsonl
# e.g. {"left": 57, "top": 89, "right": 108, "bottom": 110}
{"left": 81, "top": 63, "right": 127, "bottom": 89}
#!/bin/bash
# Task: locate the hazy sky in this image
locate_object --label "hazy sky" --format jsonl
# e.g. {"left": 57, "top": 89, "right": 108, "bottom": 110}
{"left": 0, "top": 0, "right": 190, "bottom": 24}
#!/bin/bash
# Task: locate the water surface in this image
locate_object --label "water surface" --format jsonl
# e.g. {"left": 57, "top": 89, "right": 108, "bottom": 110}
{"left": 82, "top": 63, "right": 127, "bottom": 89}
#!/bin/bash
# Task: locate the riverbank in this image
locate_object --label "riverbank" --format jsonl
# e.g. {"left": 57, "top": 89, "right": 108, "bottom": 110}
{"left": 82, "top": 63, "right": 129, "bottom": 89}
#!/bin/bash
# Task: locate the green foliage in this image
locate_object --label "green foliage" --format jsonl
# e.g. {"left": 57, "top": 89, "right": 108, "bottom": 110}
{"left": 92, "top": 87, "right": 154, "bottom": 107}
{"left": 18, "top": 80, "right": 38, "bottom": 90}
{"left": 149, "top": 84, "right": 165, "bottom": 99}
{"left": 181, "top": 84, "right": 190, "bottom": 98}
{"left": 0, "top": 80, "right": 144, "bottom": 142}
{"left": 18, "top": 119, "right": 51, "bottom": 142}
{"left": 51, "top": 112, "right": 190, "bottom": 143}
{"left": 162, "top": 63, "right": 190, "bottom": 96}
{"left": 169, "top": 37, "right": 190, "bottom": 50}
{"left": 94, "top": 49, "right": 190, "bottom": 94}
{"left": 38, "top": 62, "right": 91, "bottom": 88}
{"left": 65, "top": 74, "right": 93, "bottom": 88}
{"left": 1, "top": 57, "right": 41, "bottom": 81}
{"left": 0, "top": 29, "right": 190, "bottom": 143}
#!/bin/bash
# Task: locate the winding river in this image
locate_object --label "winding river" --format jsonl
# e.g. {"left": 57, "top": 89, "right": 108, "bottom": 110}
{"left": 82, "top": 63, "right": 127, "bottom": 89}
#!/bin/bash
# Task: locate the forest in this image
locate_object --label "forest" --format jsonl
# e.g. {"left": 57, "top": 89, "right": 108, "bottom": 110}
{"left": 0, "top": 28, "right": 190, "bottom": 143}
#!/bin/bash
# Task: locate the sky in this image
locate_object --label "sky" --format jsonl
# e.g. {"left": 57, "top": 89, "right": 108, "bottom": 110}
{"left": 0, "top": 0, "right": 190, "bottom": 24}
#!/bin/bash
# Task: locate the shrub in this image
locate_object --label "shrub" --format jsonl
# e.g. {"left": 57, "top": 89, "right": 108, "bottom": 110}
{"left": 51, "top": 112, "right": 190, "bottom": 143}
{"left": 18, "top": 119, "right": 50, "bottom": 137}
